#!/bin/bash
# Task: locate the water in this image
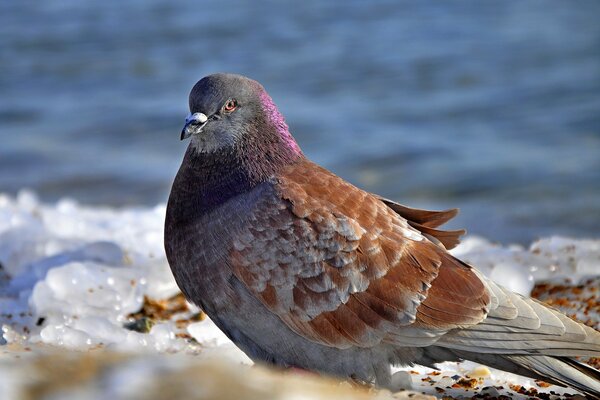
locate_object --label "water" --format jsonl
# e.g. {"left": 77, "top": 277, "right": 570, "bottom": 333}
{"left": 1, "top": 0, "right": 599, "bottom": 244}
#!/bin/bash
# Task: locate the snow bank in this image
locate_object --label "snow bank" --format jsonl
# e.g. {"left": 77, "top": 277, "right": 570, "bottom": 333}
{"left": 0, "top": 190, "right": 236, "bottom": 356}
{"left": 0, "top": 190, "right": 598, "bottom": 398}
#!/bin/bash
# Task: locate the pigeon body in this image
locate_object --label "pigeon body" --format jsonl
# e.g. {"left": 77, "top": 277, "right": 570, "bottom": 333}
{"left": 165, "top": 73, "right": 600, "bottom": 397}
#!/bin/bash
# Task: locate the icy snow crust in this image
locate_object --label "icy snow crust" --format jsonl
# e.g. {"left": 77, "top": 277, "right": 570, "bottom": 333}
{"left": 1, "top": 191, "right": 598, "bottom": 397}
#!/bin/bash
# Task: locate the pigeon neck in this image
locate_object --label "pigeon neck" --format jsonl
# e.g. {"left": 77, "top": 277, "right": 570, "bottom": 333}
{"left": 259, "top": 90, "right": 302, "bottom": 156}
{"left": 173, "top": 147, "right": 253, "bottom": 213}
{"left": 173, "top": 145, "right": 302, "bottom": 215}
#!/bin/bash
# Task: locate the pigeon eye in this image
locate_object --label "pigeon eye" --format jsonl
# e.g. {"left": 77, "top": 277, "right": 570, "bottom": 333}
{"left": 223, "top": 99, "right": 237, "bottom": 113}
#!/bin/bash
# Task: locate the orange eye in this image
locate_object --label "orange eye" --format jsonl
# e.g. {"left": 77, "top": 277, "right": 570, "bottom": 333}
{"left": 224, "top": 99, "right": 237, "bottom": 112}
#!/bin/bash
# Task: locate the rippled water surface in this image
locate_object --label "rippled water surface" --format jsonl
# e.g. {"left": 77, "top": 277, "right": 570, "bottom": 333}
{"left": 1, "top": 1, "right": 599, "bottom": 243}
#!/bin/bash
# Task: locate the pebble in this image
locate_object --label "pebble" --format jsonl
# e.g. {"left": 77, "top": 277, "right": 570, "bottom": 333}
{"left": 389, "top": 371, "right": 413, "bottom": 391}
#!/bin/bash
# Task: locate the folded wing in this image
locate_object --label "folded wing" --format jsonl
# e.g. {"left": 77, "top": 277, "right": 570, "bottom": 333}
{"left": 230, "top": 160, "right": 489, "bottom": 349}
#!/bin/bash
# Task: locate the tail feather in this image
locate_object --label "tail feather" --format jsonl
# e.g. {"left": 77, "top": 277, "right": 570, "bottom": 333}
{"left": 507, "top": 355, "right": 600, "bottom": 399}
{"left": 445, "top": 348, "right": 600, "bottom": 399}
{"left": 558, "top": 356, "right": 600, "bottom": 382}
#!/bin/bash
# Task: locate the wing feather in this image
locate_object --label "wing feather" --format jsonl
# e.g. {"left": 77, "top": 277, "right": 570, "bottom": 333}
{"left": 229, "top": 160, "right": 490, "bottom": 349}
{"left": 439, "top": 278, "right": 600, "bottom": 357}
{"left": 376, "top": 196, "right": 466, "bottom": 249}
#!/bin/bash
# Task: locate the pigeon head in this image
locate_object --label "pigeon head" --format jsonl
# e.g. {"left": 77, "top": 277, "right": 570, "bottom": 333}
{"left": 182, "top": 73, "right": 302, "bottom": 162}
{"left": 172, "top": 74, "right": 305, "bottom": 211}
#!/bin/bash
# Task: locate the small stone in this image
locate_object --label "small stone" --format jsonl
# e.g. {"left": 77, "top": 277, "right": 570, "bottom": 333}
{"left": 467, "top": 365, "right": 491, "bottom": 378}
{"left": 123, "top": 317, "right": 155, "bottom": 333}
{"left": 481, "top": 386, "right": 500, "bottom": 397}
{"left": 390, "top": 370, "right": 413, "bottom": 391}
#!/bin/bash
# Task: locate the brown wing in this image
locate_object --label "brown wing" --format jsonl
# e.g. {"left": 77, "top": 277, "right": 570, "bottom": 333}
{"left": 230, "top": 159, "right": 490, "bottom": 349}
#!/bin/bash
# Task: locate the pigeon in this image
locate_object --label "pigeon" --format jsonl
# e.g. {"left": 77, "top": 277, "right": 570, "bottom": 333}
{"left": 165, "top": 73, "right": 600, "bottom": 397}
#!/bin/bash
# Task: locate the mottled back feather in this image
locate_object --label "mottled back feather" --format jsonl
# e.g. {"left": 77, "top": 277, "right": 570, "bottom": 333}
{"left": 230, "top": 159, "right": 490, "bottom": 349}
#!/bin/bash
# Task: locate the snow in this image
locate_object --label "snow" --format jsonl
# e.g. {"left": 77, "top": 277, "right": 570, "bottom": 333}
{"left": 0, "top": 190, "right": 598, "bottom": 398}
{"left": 452, "top": 235, "right": 600, "bottom": 293}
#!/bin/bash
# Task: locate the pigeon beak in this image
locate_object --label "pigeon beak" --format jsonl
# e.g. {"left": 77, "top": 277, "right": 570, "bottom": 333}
{"left": 181, "top": 112, "right": 209, "bottom": 140}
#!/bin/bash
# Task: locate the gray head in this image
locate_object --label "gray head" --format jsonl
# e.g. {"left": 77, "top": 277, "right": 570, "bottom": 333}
{"left": 181, "top": 73, "right": 302, "bottom": 160}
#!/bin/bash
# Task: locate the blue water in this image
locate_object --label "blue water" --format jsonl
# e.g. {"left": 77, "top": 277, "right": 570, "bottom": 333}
{"left": 1, "top": 1, "right": 599, "bottom": 244}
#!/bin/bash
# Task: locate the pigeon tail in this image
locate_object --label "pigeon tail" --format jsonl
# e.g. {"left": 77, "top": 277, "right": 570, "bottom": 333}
{"left": 506, "top": 355, "right": 600, "bottom": 399}
{"left": 446, "top": 349, "right": 600, "bottom": 398}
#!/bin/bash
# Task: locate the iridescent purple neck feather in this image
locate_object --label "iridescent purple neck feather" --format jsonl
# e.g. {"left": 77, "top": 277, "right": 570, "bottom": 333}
{"left": 259, "top": 90, "right": 301, "bottom": 156}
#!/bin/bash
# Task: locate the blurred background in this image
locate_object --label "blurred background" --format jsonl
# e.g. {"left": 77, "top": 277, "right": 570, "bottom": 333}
{"left": 0, "top": 0, "right": 599, "bottom": 244}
